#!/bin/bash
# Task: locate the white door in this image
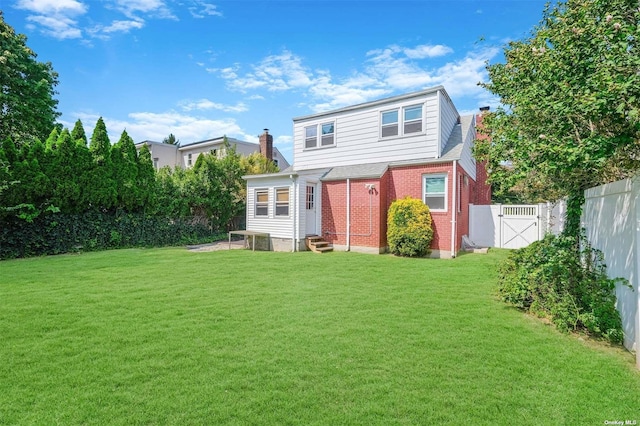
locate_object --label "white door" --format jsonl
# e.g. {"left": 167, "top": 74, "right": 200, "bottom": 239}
{"left": 305, "top": 184, "right": 317, "bottom": 235}
{"left": 500, "top": 205, "right": 540, "bottom": 249}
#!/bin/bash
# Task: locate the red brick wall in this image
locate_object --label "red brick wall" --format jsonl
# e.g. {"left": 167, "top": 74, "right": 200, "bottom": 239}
{"left": 321, "top": 178, "right": 384, "bottom": 248}
{"left": 473, "top": 113, "right": 492, "bottom": 205}
{"left": 321, "top": 161, "right": 478, "bottom": 254}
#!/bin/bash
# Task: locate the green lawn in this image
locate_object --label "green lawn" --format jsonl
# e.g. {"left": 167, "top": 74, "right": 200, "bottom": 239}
{"left": 1, "top": 248, "right": 638, "bottom": 425}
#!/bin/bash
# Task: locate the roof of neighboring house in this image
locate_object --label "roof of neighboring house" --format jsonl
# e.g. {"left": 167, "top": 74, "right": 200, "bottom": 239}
{"left": 178, "top": 136, "right": 248, "bottom": 151}
{"left": 293, "top": 85, "right": 447, "bottom": 122}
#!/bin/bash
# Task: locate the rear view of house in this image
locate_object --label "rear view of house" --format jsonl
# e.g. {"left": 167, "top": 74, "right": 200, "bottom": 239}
{"left": 244, "top": 86, "right": 491, "bottom": 257}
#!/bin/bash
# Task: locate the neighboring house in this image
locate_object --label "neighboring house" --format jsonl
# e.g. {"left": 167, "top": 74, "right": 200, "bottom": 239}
{"left": 243, "top": 86, "right": 491, "bottom": 257}
{"left": 135, "top": 134, "right": 290, "bottom": 171}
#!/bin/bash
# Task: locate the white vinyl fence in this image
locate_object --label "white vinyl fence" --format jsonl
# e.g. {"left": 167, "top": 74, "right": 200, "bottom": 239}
{"left": 582, "top": 177, "right": 640, "bottom": 367}
{"left": 469, "top": 202, "right": 565, "bottom": 249}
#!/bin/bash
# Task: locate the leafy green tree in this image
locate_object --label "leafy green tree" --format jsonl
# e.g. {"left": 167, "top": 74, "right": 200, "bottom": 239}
{"left": 162, "top": 133, "right": 179, "bottom": 145}
{"left": 111, "top": 130, "right": 140, "bottom": 211}
{"left": 88, "top": 118, "right": 116, "bottom": 210}
{"left": 136, "top": 144, "right": 157, "bottom": 212}
{"left": 0, "top": 12, "right": 60, "bottom": 144}
{"left": 71, "top": 119, "right": 88, "bottom": 147}
{"left": 240, "top": 151, "right": 279, "bottom": 175}
{"left": 476, "top": 0, "right": 640, "bottom": 231}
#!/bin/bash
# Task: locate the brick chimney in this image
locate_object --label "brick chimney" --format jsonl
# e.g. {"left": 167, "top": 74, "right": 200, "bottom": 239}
{"left": 259, "top": 128, "right": 273, "bottom": 161}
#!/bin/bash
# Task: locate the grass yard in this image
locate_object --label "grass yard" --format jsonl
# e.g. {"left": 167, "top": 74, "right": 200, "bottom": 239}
{"left": 1, "top": 247, "right": 639, "bottom": 425}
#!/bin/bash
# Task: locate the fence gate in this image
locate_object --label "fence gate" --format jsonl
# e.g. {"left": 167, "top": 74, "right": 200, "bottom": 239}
{"left": 499, "top": 205, "right": 541, "bottom": 249}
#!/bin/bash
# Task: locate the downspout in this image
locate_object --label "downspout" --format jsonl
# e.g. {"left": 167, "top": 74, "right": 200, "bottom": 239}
{"left": 451, "top": 161, "right": 458, "bottom": 258}
{"left": 291, "top": 174, "right": 297, "bottom": 252}
{"left": 346, "top": 178, "right": 351, "bottom": 251}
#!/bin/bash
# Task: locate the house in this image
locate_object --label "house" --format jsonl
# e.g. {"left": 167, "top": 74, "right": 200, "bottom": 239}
{"left": 135, "top": 135, "right": 290, "bottom": 170}
{"left": 243, "top": 86, "right": 491, "bottom": 257}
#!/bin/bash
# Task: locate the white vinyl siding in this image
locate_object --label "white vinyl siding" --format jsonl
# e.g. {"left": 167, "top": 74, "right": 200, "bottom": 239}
{"left": 423, "top": 174, "right": 447, "bottom": 212}
{"left": 438, "top": 90, "right": 459, "bottom": 157}
{"left": 294, "top": 92, "right": 440, "bottom": 170}
{"left": 458, "top": 115, "right": 478, "bottom": 181}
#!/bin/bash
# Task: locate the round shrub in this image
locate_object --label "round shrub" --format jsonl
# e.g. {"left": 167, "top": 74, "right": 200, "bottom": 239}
{"left": 387, "top": 197, "right": 433, "bottom": 257}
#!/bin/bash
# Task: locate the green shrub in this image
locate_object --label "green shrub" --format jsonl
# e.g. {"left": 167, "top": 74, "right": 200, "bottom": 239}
{"left": 497, "top": 233, "right": 625, "bottom": 344}
{"left": 387, "top": 197, "right": 433, "bottom": 257}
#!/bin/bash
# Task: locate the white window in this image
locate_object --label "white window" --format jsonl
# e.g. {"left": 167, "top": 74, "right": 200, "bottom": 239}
{"left": 304, "top": 122, "right": 336, "bottom": 149}
{"left": 187, "top": 153, "right": 192, "bottom": 166}
{"left": 255, "top": 189, "right": 268, "bottom": 216}
{"left": 423, "top": 174, "right": 447, "bottom": 212}
{"left": 404, "top": 105, "right": 423, "bottom": 134}
{"left": 321, "top": 123, "right": 335, "bottom": 146}
{"left": 275, "top": 187, "right": 290, "bottom": 217}
{"left": 381, "top": 110, "right": 399, "bottom": 137}
{"left": 153, "top": 157, "right": 159, "bottom": 170}
{"left": 305, "top": 126, "right": 317, "bottom": 149}
{"left": 381, "top": 105, "right": 424, "bottom": 138}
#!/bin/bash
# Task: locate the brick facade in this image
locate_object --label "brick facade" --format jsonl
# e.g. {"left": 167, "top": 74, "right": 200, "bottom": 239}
{"left": 320, "top": 160, "right": 486, "bottom": 256}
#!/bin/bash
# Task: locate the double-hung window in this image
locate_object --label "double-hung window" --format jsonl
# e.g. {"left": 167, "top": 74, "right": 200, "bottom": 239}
{"left": 381, "top": 104, "right": 424, "bottom": 138}
{"left": 275, "top": 187, "right": 290, "bottom": 217}
{"left": 305, "top": 122, "right": 336, "bottom": 149}
{"left": 423, "top": 174, "right": 447, "bottom": 212}
{"left": 404, "top": 105, "right": 422, "bottom": 134}
{"left": 381, "top": 110, "right": 399, "bottom": 137}
{"left": 255, "top": 189, "right": 268, "bottom": 216}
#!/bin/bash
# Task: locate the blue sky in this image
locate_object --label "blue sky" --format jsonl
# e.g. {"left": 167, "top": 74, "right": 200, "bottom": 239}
{"left": 3, "top": 0, "right": 549, "bottom": 162}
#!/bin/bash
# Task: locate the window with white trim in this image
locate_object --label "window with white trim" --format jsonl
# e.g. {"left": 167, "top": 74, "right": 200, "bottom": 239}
{"left": 275, "top": 187, "right": 290, "bottom": 217}
{"left": 381, "top": 104, "right": 424, "bottom": 138}
{"left": 381, "top": 110, "right": 399, "bottom": 137}
{"left": 255, "top": 189, "right": 268, "bottom": 216}
{"left": 404, "top": 105, "right": 422, "bottom": 134}
{"left": 423, "top": 174, "right": 447, "bottom": 212}
{"left": 304, "top": 122, "right": 336, "bottom": 149}
{"left": 187, "top": 153, "right": 192, "bottom": 166}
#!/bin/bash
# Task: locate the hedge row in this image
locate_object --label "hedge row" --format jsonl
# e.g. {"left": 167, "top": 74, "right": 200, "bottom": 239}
{"left": 0, "top": 212, "right": 225, "bottom": 259}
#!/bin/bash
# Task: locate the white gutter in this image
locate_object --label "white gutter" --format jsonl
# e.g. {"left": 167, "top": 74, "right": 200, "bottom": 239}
{"left": 451, "top": 161, "right": 458, "bottom": 258}
{"left": 291, "top": 174, "right": 297, "bottom": 252}
{"left": 346, "top": 178, "right": 351, "bottom": 251}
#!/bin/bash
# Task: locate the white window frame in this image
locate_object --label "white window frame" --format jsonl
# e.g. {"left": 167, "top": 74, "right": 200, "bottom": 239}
{"left": 381, "top": 104, "right": 425, "bottom": 138}
{"left": 187, "top": 153, "right": 192, "bottom": 166}
{"left": 255, "top": 189, "right": 269, "bottom": 217}
{"left": 304, "top": 121, "right": 336, "bottom": 150}
{"left": 274, "top": 187, "right": 290, "bottom": 217}
{"left": 381, "top": 109, "right": 399, "bottom": 138}
{"left": 423, "top": 173, "right": 448, "bottom": 212}
{"left": 403, "top": 105, "right": 423, "bottom": 134}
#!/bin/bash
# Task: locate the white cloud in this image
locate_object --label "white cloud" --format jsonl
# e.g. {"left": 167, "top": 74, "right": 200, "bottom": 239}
{"left": 403, "top": 44, "right": 453, "bottom": 59}
{"left": 70, "top": 111, "right": 249, "bottom": 144}
{"left": 26, "top": 15, "right": 82, "bottom": 39}
{"left": 16, "top": 0, "right": 87, "bottom": 39}
{"left": 111, "top": 0, "right": 176, "bottom": 20}
{"left": 180, "top": 99, "right": 248, "bottom": 113}
{"left": 15, "top": 0, "right": 86, "bottom": 15}
{"left": 215, "top": 43, "right": 499, "bottom": 114}
{"left": 91, "top": 19, "right": 145, "bottom": 35}
{"left": 189, "top": 1, "right": 223, "bottom": 18}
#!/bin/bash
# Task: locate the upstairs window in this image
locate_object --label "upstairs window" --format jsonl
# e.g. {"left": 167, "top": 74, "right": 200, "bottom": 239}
{"left": 381, "top": 110, "right": 399, "bottom": 137}
{"left": 404, "top": 105, "right": 423, "bottom": 134}
{"left": 305, "top": 126, "right": 317, "bottom": 149}
{"left": 305, "top": 122, "right": 336, "bottom": 149}
{"left": 275, "top": 187, "right": 290, "bottom": 216}
{"left": 423, "top": 174, "right": 447, "bottom": 212}
{"left": 187, "top": 153, "right": 192, "bottom": 166}
{"left": 255, "top": 189, "right": 268, "bottom": 216}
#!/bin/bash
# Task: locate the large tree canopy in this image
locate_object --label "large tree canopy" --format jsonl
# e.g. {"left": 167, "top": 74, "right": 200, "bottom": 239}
{"left": 0, "top": 12, "right": 60, "bottom": 144}
{"left": 476, "top": 0, "right": 640, "bottom": 203}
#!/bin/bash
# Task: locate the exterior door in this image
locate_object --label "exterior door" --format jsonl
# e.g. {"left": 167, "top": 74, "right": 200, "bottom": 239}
{"left": 305, "top": 184, "right": 317, "bottom": 235}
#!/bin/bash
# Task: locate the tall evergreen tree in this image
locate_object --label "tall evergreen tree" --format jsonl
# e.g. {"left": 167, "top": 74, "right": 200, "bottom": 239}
{"left": 88, "top": 117, "right": 116, "bottom": 210}
{"left": 71, "top": 119, "right": 88, "bottom": 147}
{"left": 136, "top": 144, "right": 157, "bottom": 212}
{"left": 111, "top": 130, "right": 140, "bottom": 211}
